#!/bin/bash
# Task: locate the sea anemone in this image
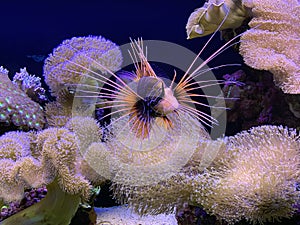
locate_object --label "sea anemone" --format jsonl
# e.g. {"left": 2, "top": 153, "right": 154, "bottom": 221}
{"left": 192, "top": 125, "right": 300, "bottom": 224}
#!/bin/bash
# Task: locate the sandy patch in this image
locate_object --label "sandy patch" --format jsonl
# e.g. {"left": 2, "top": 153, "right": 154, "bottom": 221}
{"left": 95, "top": 205, "right": 178, "bottom": 225}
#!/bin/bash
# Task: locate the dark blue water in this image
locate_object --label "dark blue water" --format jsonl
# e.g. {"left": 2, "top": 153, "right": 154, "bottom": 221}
{"left": 0, "top": 0, "right": 242, "bottom": 77}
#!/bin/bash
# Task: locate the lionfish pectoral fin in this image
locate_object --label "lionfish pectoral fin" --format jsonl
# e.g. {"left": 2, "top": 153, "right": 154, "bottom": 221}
{"left": 156, "top": 116, "right": 173, "bottom": 130}
{"left": 129, "top": 113, "right": 152, "bottom": 139}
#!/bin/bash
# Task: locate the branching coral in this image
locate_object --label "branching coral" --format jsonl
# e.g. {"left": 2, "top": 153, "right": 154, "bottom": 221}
{"left": 239, "top": 0, "right": 300, "bottom": 94}
{"left": 43, "top": 35, "right": 123, "bottom": 96}
{"left": 0, "top": 69, "right": 45, "bottom": 131}
{"left": 191, "top": 125, "right": 300, "bottom": 224}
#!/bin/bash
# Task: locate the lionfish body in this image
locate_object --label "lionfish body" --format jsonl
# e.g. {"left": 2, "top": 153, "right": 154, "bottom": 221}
{"left": 67, "top": 8, "right": 242, "bottom": 141}
{"left": 114, "top": 40, "right": 181, "bottom": 138}
{"left": 88, "top": 31, "right": 236, "bottom": 140}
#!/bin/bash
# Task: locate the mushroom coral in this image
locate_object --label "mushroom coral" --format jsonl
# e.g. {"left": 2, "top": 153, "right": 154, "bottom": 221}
{"left": 0, "top": 127, "right": 95, "bottom": 225}
{"left": 72, "top": 111, "right": 212, "bottom": 215}
{"left": 240, "top": 0, "right": 300, "bottom": 94}
{"left": 107, "top": 113, "right": 210, "bottom": 187}
{"left": 43, "top": 35, "right": 123, "bottom": 127}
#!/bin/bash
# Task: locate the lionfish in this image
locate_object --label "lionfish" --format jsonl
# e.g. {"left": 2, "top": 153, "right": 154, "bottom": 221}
{"left": 62, "top": 10, "right": 243, "bottom": 141}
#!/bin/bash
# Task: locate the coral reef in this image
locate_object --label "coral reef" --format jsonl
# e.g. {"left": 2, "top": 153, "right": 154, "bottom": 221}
{"left": 0, "top": 12, "right": 299, "bottom": 223}
{"left": 0, "top": 34, "right": 126, "bottom": 224}
{"left": 186, "top": 0, "right": 300, "bottom": 94}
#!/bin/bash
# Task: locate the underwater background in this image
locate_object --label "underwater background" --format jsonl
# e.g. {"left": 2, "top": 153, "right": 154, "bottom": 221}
{"left": 0, "top": 0, "right": 300, "bottom": 225}
{"left": 0, "top": 0, "right": 242, "bottom": 77}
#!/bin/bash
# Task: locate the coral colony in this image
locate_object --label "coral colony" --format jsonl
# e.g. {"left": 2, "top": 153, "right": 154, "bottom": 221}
{"left": 187, "top": 0, "right": 300, "bottom": 94}
{"left": 0, "top": 0, "right": 300, "bottom": 225}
